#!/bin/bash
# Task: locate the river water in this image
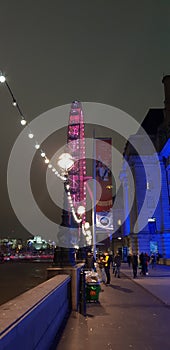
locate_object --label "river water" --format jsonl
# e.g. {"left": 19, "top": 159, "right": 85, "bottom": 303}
{"left": 0, "top": 261, "right": 53, "bottom": 305}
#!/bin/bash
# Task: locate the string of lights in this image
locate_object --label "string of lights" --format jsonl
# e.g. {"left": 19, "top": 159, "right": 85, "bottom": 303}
{"left": 0, "top": 73, "right": 84, "bottom": 224}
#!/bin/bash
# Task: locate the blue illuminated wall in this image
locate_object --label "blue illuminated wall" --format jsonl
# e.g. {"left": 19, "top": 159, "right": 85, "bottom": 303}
{"left": 121, "top": 136, "right": 170, "bottom": 257}
{"left": 119, "top": 76, "right": 170, "bottom": 259}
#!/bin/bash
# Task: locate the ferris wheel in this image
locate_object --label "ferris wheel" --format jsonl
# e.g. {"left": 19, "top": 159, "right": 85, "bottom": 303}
{"left": 66, "top": 101, "right": 91, "bottom": 245}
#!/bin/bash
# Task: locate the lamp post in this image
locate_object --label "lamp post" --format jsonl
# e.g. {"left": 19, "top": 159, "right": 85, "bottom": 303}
{"left": 86, "top": 181, "right": 96, "bottom": 260}
{"left": 53, "top": 153, "right": 77, "bottom": 267}
{"left": 76, "top": 205, "right": 86, "bottom": 261}
{"left": 54, "top": 153, "right": 87, "bottom": 266}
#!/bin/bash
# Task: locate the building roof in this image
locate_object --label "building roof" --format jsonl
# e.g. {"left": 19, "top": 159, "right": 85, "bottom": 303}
{"left": 140, "top": 108, "right": 164, "bottom": 135}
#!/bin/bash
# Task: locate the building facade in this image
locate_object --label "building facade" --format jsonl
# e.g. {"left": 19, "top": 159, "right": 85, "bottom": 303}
{"left": 120, "top": 76, "right": 170, "bottom": 259}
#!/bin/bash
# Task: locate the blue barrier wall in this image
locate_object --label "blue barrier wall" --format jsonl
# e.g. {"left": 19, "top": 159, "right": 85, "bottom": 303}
{"left": 1, "top": 275, "right": 71, "bottom": 350}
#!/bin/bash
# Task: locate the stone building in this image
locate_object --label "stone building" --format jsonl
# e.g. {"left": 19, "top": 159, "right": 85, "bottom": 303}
{"left": 120, "top": 75, "right": 170, "bottom": 260}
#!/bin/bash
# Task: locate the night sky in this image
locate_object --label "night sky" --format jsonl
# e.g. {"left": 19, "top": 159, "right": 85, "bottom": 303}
{"left": 0, "top": 1, "right": 170, "bottom": 240}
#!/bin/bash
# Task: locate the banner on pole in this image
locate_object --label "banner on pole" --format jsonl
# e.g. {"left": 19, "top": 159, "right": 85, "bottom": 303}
{"left": 95, "top": 138, "right": 113, "bottom": 230}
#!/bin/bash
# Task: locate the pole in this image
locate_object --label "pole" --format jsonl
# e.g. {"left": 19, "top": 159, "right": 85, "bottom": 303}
{"left": 93, "top": 129, "right": 96, "bottom": 260}
{"left": 82, "top": 130, "right": 97, "bottom": 259}
{"left": 79, "top": 268, "right": 86, "bottom": 316}
{"left": 85, "top": 182, "right": 96, "bottom": 260}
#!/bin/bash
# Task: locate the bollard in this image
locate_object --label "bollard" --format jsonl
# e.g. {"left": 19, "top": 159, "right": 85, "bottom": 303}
{"left": 79, "top": 269, "right": 86, "bottom": 316}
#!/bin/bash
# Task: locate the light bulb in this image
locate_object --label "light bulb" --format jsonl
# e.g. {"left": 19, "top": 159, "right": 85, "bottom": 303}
{"left": 12, "top": 100, "right": 17, "bottom": 106}
{"left": 77, "top": 205, "right": 85, "bottom": 215}
{"left": 20, "top": 119, "right": 27, "bottom": 126}
{"left": 84, "top": 222, "right": 90, "bottom": 230}
{"left": 40, "top": 152, "right": 46, "bottom": 157}
{"left": 0, "top": 75, "right": 6, "bottom": 83}
{"left": 35, "top": 143, "right": 40, "bottom": 149}
{"left": 45, "top": 158, "right": 49, "bottom": 164}
{"left": 48, "top": 164, "right": 52, "bottom": 168}
{"left": 28, "top": 132, "right": 34, "bottom": 139}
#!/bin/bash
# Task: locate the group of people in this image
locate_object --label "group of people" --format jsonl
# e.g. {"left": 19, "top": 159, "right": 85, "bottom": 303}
{"left": 127, "top": 251, "right": 160, "bottom": 278}
{"left": 85, "top": 249, "right": 161, "bottom": 283}
{"left": 84, "top": 249, "right": 122, "bottom": 285}
{"left": 97, "top": 251, "right": 122, "bottom": 285}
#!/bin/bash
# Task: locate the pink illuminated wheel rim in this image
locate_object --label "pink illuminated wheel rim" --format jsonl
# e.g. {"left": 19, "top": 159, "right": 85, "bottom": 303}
{"left": 67, "top": 101, "right": 87, "bottom": 236}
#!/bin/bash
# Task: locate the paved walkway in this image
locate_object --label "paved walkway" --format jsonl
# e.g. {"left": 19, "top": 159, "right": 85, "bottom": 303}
{"left": 121, "top": 263, "right": 170, "bottom": 305}
{"left": 54, "top": 263, "right": 170, "bottom": 350}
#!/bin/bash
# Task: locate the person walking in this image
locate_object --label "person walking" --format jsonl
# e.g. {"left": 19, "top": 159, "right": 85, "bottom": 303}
{"left": 127, "top": 253, "right": 132, "bottom": 268}
{"left": 114, "top": 251, "right": 121, "bottom": 278}
{"left": 85, "top": 251, "right": 95, "bottom": 271}
{"left": 139, "top": 252, "right": 146, "bottom": 276}
{"left": 97, "top": 254, "right": 106, "bottom": 284}
{"left": 132, "top": 252, "right": 138, "bottom": 278}
{"left": 150, "top": 253, "right": 156, "bottom": 269}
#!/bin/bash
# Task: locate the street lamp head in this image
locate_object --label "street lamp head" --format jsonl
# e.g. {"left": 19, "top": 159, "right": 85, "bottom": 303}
{"left": 58, "top": 153, "right": 73, "bottom": 160}
{"left": 58, "top": 153, "right": 74, "bottom": 172}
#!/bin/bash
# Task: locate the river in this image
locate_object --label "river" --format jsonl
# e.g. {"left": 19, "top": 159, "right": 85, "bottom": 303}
{"left": 0, "top": 261, "right": 53, "bottom": 305}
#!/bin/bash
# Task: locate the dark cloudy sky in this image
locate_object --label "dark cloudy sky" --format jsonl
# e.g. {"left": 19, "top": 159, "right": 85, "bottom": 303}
{"left": 0, "top": 0, "right": 170, "bottom": 239}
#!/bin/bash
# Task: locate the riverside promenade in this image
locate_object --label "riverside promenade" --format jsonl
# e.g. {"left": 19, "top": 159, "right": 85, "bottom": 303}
{"left": 54, "top": 263, "right": 170, "bottom": 350}
{"left": 121, "top": 263, "right": 170, "bottom": 305}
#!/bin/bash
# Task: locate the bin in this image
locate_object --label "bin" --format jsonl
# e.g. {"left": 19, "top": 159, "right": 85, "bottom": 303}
{"left": 86, "top": 282, "right": 101, "bottom": 302}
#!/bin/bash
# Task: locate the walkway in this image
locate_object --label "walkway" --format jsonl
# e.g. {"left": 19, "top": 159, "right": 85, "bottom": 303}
{"left": 121, "top": 262, "right": 170, "bottom": 305}
{"left": 54, "top": 263, "right": 170, "bottom": 350}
